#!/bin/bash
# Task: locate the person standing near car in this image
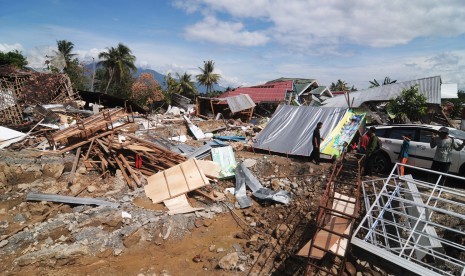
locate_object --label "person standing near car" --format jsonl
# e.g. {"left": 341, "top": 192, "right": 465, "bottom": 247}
{"left": 398, "top": 134, "right": 412, "bottom": 176}
{"left": 310, "top": 122, "right": 323, "bottom": 165}
{"left": 430, "top": 127, "right": 465, "bottom": 174}
{"left": 363, "top": 127, "right": 378, "bottom": 176}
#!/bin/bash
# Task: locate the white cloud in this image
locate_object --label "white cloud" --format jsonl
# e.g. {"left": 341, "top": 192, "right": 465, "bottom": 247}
{"left": 184, "top": 16, "right": 269, "bottom": 46}
{"left": 176, "top": 0, "right": 465, "bottom": 51}
{"left": 0, "top": 43, "right": 23, "bottom": 52}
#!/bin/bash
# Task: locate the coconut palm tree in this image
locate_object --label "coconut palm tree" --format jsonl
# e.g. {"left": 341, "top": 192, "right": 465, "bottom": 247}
{"left": 98, "top": 43, "right": 136, "bottom": 94}
{"left": 330, "top": 79, "right": 349, "bottom": 91}
{"left": 175, "top": 72, "right": 197, "bottom": 98}
{"left": 369, "top": 76, "right": 397, "bottom": 88}
{"left": 196, "top": 60, "right": 221, "bottom": 94}
{"left": 57, "top": 40, "right": 77, "bottom": 67}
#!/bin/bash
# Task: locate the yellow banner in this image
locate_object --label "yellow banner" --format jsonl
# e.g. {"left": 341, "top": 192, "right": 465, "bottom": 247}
{"left": 320, "top": 111, "right": 366, "bottom": 157}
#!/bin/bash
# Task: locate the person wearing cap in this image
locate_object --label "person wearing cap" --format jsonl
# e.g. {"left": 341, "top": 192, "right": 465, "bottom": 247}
{"left": 362, "top": 126, "right": 378, "bottom": 176}
{"left": 398, "top": 134, "right": 412, "bottom": 176}
{"left": 430, "top": 127, "right": 465, "bottom": 174}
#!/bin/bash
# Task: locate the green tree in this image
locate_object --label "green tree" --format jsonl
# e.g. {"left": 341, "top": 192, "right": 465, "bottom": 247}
{"left": 98, "top": 43, "right": 136, "bottom": 94}
{"left": 196, "top": 60, "right": 221, "bottom": 94}
{"left": 369, "top": 76, "right": 397, "bottom": 88}
{"left": 175, "top": 72, "right": 197, "bottom": 98}
{"left": 57, "top": 40, "right": 77, "bottom": 68}
{"left": 330, "top": 79, "right": 349, "bottom": 91}
{"left": 162, "top": 72, "right": 178, "bottom": 105}
{"left": 55, "top": 40, "right": 90, "bottom": 90}
{"left": 387, "top": 85, "right": 427, "bottom": 121}
{"left": 0, "top": 50, "right": 28, "bottom": 68}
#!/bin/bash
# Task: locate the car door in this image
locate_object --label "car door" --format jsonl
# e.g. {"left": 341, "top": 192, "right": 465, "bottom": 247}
{"left": 385, "top": 128, "right": 417, "bottom": 166}
{"left": 413, "top": 129, "right": 436, "bottom": 169}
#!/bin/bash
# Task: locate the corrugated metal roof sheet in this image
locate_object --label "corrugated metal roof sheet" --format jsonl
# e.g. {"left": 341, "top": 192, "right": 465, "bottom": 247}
{"left": 219, "top": 80, "right": 293, "bottom": 103}
{"left": 322, "top": 76, "right": 441, "bottom": 107}
{"left": 225, "top": 94, "right": 256, "bottom": 113}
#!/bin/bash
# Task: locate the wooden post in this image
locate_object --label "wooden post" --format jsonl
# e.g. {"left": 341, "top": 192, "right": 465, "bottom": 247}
{"left": 67, "top": 147, "right": 82, "bottom": 186}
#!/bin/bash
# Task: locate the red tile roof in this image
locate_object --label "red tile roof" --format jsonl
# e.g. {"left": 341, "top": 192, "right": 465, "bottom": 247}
{"left": 219, "top": 80, "right": 293, "bottom": 103}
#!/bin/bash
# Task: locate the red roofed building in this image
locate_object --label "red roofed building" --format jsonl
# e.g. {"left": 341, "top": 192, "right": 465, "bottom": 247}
{"left": 218, "top": 80, "right": 294, "bottom": 104}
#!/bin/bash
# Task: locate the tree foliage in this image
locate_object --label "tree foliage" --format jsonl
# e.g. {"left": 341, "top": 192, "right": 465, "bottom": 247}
{"left": 98, "top": 43, "right": 136, "bottom": 94}
{"left": 387, "top": 85, "right": 427, "bottom": 121}
{"left": 0, "top": 50, "right": 28, "bottom": 68}
{"left": 196, "top": 60, "right": 221, "bottom": 94}
{"left": 162, "top": 72, "right": 178, "bottom": 105}
{"left": 175, "top": 72, "right": 197, "bottom": 99}
{"left": 131, "top": 73, "right": 163, "bottom": 110}
{"left": 369, "top": 76, "right": 397, "bottom": 88}
{"left": 55, "top": 40, "right": 89, "bottom": 90}
{"left": 330, "top": 79, "right": 357, "bottom": 91}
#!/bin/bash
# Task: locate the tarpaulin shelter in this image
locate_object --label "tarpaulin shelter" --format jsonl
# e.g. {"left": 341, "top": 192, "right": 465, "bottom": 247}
{"left": 253, "top": 105, "right": 347, "bottom": 157}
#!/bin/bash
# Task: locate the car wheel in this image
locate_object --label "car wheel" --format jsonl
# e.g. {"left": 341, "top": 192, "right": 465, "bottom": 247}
{"left": 373, "top": 152, "right": 391, "bottom": 174}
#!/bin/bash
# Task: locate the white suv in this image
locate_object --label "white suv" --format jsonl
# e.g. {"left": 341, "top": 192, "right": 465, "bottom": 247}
{"left": 371, "top": 124, "right": 465, "bottom": 174}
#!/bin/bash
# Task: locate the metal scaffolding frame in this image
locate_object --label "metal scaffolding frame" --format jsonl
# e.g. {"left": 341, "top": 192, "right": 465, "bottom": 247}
{"left": 352, "top": 163, "right": 465, "bottom": 276}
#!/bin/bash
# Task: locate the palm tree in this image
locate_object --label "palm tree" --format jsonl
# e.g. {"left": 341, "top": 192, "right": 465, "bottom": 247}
{"left": 369, "top": 76, "right": 397, "bottom": 88}
{"left": 98, "top": 43, "right": 136, "bottom": 94}
{"left": 57, "top": 40, "right": 77, "bottom": 67}
{"left": 196, "top": 60, "right": 221, "bottom": 94}
{"left": 175, "top": 72, "right": 197, "bottom": 98}
{"left": 369, "top": 79, "right": 380, "bottom": 88}
{"left": 330, "top": 79, "right": 349, "bottom": 91}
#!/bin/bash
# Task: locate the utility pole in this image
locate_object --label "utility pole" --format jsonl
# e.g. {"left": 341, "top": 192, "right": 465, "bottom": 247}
{"left": 91, "top": 57, "right": 95, "bottom": 92}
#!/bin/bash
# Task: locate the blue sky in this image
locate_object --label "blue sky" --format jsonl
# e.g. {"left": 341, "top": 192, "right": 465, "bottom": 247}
{"left": 1, "top": 0, "right": 465, "bottom": 92}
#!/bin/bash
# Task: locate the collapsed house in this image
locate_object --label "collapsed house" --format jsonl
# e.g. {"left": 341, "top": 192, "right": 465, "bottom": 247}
{"left": 319, "top": 75, "right": 455, "bottom": 126}
{"left": 0, "top": 65, "right": 75, "bottom": 128}
{"left": 217, "top": 78, "right": 333, "bottom": 116}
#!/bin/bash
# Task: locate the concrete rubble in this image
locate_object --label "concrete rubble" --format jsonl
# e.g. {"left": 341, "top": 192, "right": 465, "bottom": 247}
{"left": 2, "top": 71, "right": 462, "bottom": 275}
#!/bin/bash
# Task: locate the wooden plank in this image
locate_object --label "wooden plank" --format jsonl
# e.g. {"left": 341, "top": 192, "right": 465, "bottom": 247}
{"left": 119, "top": 153, "right": 142, "bottom": 187}
{"left": 163, "top": 194, "right": 204, "bottom": 215}
{"left": 67, "top": 147, "right": 81, "bottom": 186}
{"left": 114, "top": 155, "right": 135, "bottom": 189}
{"left": 125, "top": 144, "right": 155, "bottom": 152}
{"left": 296, "top": 216, "right": 352, "bottom": 259}
{"left": 180, "top": 159, "right": 208, "bottom": 190}
{"left": 165, "top": 165, "right": 188, "bottom": 196}
{"left": 196, "top": 160, "right": 221, "bottom": 179}
{"left": 144, "top": 159, "right": 210, "bottom": 204}
{"left": 145, "top": 171, "right": 171, "bottom": 203}
{"left": 332, "top": 192, "right": 356, "bottom": 216}
{"left": 84, "top": 138, "right": 95, "bottom": 160}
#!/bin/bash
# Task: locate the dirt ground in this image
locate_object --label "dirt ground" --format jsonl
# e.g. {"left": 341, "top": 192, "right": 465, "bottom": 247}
{"left": 0, "top": 141, "right": 335, "bottom": 276}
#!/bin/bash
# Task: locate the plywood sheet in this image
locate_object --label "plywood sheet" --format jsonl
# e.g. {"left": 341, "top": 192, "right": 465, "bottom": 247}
{"left": 164, "top": 194, "right": 204, "bottom": 215}
{"left": 332, "top": 192, "right": 355, "bottom": 215}
{"left": 197, "top": 160, "right": 221, "bottom": 179}
{"left": 145, "top": 159, "right": 209, "bottom": 204}
{"left": 297, "top": 216, "right": 352, "bottom": 259}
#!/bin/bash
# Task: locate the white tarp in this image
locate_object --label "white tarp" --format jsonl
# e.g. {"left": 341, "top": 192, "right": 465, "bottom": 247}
{"left": 253, "top": 105, "right": 348, "bottom": 156}
{"left": 0, "top": 126, "right": 27, "bottom": 149}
